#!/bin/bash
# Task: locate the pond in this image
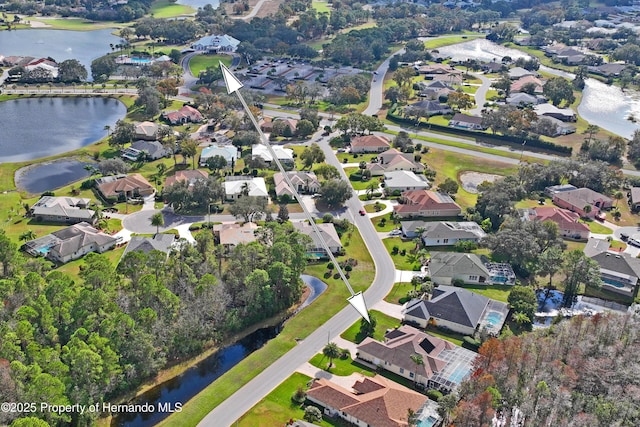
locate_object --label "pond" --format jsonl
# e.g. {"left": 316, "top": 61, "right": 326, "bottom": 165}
{"left": 177, "top": 0, "right": 220, "bottom": 9}
{"left": 15, "top": 159, "right": 95, "bottom": 194}
{"left": 113, "top": 275, "right": 327, "bottom": 427}
{"left": 534, "top": 289, "right": 628, "bottom": 327}
{"left": 0, "top": 97, "right": 126, "bottom": 163}
{"left": 0, "top": 29, "right": 120, "bottom": 77}
{"left": 438, "top": 39, "right": 640, "bottom": 139}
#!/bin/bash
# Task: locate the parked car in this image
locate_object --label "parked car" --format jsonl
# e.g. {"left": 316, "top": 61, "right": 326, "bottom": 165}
{"left": 629, "top": 234, "right": 640, "bottom": 247}
{"left": 359, "top": 209, "right": 366, "bottom": 216}
{"left": 389, "top": 229, "right": 402, "bottom": 236}
{"left": 621, "top": 233, "right": 629, "bottom": 241}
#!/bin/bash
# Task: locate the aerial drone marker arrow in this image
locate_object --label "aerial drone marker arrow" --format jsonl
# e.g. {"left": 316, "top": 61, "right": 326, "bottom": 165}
{"left": 219, "top": 62, "right": 370, "bottom": 323}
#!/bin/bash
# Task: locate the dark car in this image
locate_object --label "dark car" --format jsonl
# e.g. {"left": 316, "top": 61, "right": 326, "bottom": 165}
{"left": 620, "top": 233, "right": 629, "bottom": 241}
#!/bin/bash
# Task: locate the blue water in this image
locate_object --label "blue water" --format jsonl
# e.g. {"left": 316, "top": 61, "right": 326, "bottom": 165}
{"left": 485, "top": 311, "right": 503, "bottom": 326}
{"left": 177, "top": 0, "right": 220, "bottom": 9}
{"left": 418, "top": 416, "right": 437, "bottom": 427}
{"left": 448, "top": 366, "right": 469, "bottom": 383}
{"left": 16, "top": 159, "right": 94, "bottom": 193}
{"left": 603, "top": 278, "right": 625, "bottom": 288}
{"left": 130, "top": 57, "right": 152, "bottom": 64}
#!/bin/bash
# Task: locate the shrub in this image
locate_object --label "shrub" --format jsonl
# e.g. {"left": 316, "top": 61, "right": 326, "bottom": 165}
{"left": 322, "top": 213, "right": 334, "bottom": 223}
{"left": 327, "top": 262, "right": 334, "bottom": 270}
{"left": 292, "top": 386, "right": 307, "bottom": 404}
{"left": 345, "top": 265, "right": 352, "bottom": 272}
{"left": 400, "top": 249, "right": 406, "bottom": 256}
{"left": 426, "top": 389, "right": 443, "bottom": 401}
{"left": 324, "top": 272, "right": 332, "bottom": 279}
{"left": 392, "top": 245, "right": 399, "bottom": 255}
{"left": 452, "top": 278, "right": 465, "bottom": 287}
{"left": 339, "top": 348, "right": 350, "bottom": 359}
{"left": 333, "top": 273, "right": 340, "bottom": 279}
{"left": 304, "top": 406, "right": 322, "bottom": 423}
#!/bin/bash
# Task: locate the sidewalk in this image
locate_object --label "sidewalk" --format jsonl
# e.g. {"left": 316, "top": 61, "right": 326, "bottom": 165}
{"left": 296, "top": 362, "right": 368, "bottom": 390}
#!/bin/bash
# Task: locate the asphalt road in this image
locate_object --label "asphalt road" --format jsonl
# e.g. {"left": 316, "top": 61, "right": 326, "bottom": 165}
{"left": 363, "top": 47, "right": 405, "bottom": 116}
{"left": 197, "top": 127, "right": 396, "bottom": 427}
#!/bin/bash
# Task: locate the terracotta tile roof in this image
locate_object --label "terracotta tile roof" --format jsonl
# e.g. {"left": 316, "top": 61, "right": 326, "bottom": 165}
{"left": 97, "top": 174, "right": 153, "bottom": 198}
{"left": 164, "top": 169, "right": 209, "bottom": 188}
{"left": 394, "top": 190, "right": 461, "bottom": 215}
{"left": 350, "top": 135, "right": 391, "bottom": 148}
{"left": 532, "top": 207, "right": 589, "bottom": 233}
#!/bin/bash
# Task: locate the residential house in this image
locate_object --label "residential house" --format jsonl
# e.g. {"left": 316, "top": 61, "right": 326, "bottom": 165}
{"left": 510, "top": 75, "right": 544, "bottom": 94}
{"left": 164, "top": 169, "right": 209, "bottom": 189}
{"left": 588, "top": 63, "right": 626, "bottom": 77}
{"left": 552, "top": 187, "right": 612, "bottom": 218}
{"left": 224, "top": 176, "right": 268, "bottom": 200}
{"left": 415, "top": 80, "right": 455, "bottom": 99}
{"left": 121, "top": 234, "right": 175, "bottom": 259}
{"left": 252, "top": 144, "right": 294, "bottom": 166}
{"left": 416, "top": 63, "right": 462, "bottom": 75}
{"left": 521, "top": 207, "right": 590, "bottom": 240}
{"left": 199, "top": 144, "right": 238, "bottom": 167}
{"left": 22, "top": 222, "right": 118, "bottom": 264}
{"left": 536, "top": 116, "right": 576, "bottom": 136}
{"left": 349, "top": 135, "right": 391, "bottom": 153}
{"left": 306, "top": 375, "right": 428, "bottom": 427}
{"left": 214, "top": 222, "right": 258, "bottom": 250}
{"left": 506, "top": 93, "right": 546, "bottom": 106}
{"left": 534, "top": 103, "right": 577, "bottom": 122}
{"left": 162, "top": 105, "right": 204, "bottom": 125}
{"left": 448, "top": 113, "right": 486, "bottom": 130}
{"left": 394, "top": 190, "right": 462, "bottom": 218}
{"left": 95, "top": 174, "right": 154, "bottom": 201}
{"left": 259, "top": 117, "right": 298, "bottom": 135}
{"left": 405, "top": 100, "right": 453, "bottom": 117}
{"left": 292, "top": 222, "right": 342, "bottom": 257}
{"left": 402, "top": 221, "right": 486, "bottom": 246}
{"left": 356, "top": 325, "right": 477, "bottom": 391}
{"left": 428, "top": 253, "right": 491, "bottom": 285}
{"left": 481, "top": 61, "right": 505, "bottom": 73}
{"left": 545, "top": 184, "right": 577, "bottom": 197}
{"left": 273, "top": 171, "right": 320, "bottom": 198}
{"left": 121, "top": 140, "right": 170, "bottom": 161}
{"left": 134, "top": 121, "right": 159, "bottom": 141}
{"left": 629, "top": 187, "right": 640, "bottom": 211}
{"left": 191, "top": 34, "right": 241, "bottom": 52}
{"left": 374, "top": 154, "right": 425, "bottom": 176}
{"left": 25, "top": 58, "right": 59, "bottom": 79}
{"left": 589, "top": 251, "right": 640, "bottom": 298}
{"left": 30, "top": 196, "right": 95, "bottom": 225}
{"left": 402, "top": 285, "right": 509, "bottom": 335}
{"left": 508, "top": 66, "right": 537, "bottom": 80}
{"left": 384, "top": 171, "right": 430, "bottom": 193}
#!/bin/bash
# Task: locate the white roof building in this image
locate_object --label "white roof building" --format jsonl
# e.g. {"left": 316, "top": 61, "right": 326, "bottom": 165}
{"left": 252, "top": 144, "right": 294, "bottom": 165}
{"left": 191, "top": 34, "right": 241, "bottom": 52}
{"left": 224, "top": 177, "right": 268, "bottom": 199}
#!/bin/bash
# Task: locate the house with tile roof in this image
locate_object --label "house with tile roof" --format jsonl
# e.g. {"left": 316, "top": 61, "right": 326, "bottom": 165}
{"left": 520, "top": 207, "right": 589, "bottom": 240}
{"left": 25, "top": 58, "right": 59, "bottom": 79}
{"left": 415, "top": 80, "right": 455, "bottom": 99}
{"left": 510, "top": 75, "right": 544, "bottom": 94}
{"left": 214, "top": 222, "right": 258, "bottom": 250}
{"left": 30, "top": 196, "right": 95, "bottom": 225}
{"left": 199, "top": 144, "right": 238, "bottom": 167}
{"left": 349, "top": 135, "right": 391, "bottom": 153}
{"left": 121, "top": 234, "right": 175, "bottom": 259}
{"left": 95, "top": 174, "right": 154, "bottom": 201}
{"left": 394, "top": 190, "right": 462, "bottom": 218}
{"left": 508, "top": 66, "right": 538, "bottom": 80}
{"left": 402, "top": 285, "right": 508, "bottom": 335}
{"left": 134, "top": 121, "right": 159, "bottom": 141}
{"left": 384, "top": 171, "right": 430, "bottom": 194}
{"left": 224, "top": 176, "right": 268, "bottom": 200}
{"left": 589, "top": 251, "right": 640, "bottom": 298}
{"left": 162, "top": 105, "right": 204, "bottom": 125}
{"left": 356, "top": 325, "right": 477, "bottom": 392}
{"left": 273, "top": 171, "right": 320, "bottom": 198}
{"left": 22, "top": 222, "right": 118, "bottom": 264}
{"left": 292, "top": 222, "right": 342, "bottom": 257}
{"left": 164, "top": 169, "right": 209, "bottom": 189}
{"left": 191, "top": 34, "right": 241, "bottom": 52}
{"left": 552, "top": 187, "right": 612, "bottom": 218}
{"left": 305, "top": 375, "right": 428, "bottom": 427}
{"left": 506, "top": 92, "right": 546, "bottom": 106}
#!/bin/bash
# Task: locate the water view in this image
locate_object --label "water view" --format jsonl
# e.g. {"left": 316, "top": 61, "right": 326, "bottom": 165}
{"left": 15, "top": 159, "right": 94, "bottom": 194}
{"left": 438, "top": 39, "right": 640, "bottom": 139}
{"left": 0, "top": 29, "right": 120, "bottom": 75}
{"left": 0, "top": 97, "right": 126, "bottom": 163}
{"left": 177, "top": 0, "right": 220, "bottom": 10}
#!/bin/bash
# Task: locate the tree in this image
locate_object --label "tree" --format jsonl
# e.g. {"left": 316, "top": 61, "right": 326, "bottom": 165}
{"left": 19, "top": 230, "right": 36, "bottom": 242}
{"left": 135, "top": 87, "right": 162, "bottom": 117}
{"left": 296, "top": 119, "right": 315, "bottom": 138}
{"left": 323, "top": 342, "right": 341, "bottom": 368}
{"left": 206, "top": 155, "right": 228, "bottom": 174}
{"left": 90, "top": 55, "right": 116, "bottom": 82}
{"left": 507, "top": 286, "right": 536, "bottom": 328}
{"left": 228, "top": 196, "right": 267, "bottom": 222}
{"left": 109, "top": 119, "right": 135, "bottom": 148}
{"left": 543, "top": 77, "right": 575, "bottom": 107}
{"left": 314, "top": 164, "right": 340, "bottom": 180}
{"left": 150, "top": 212, "right": 164, "bottom": 235}
{"left": 536, "top": 246, "right": 564, "bottom": 290}
{"left": 410, "top": 353, "right": 424, "bottom": 388}
{"left": 437, "top": 393, "right": 458, "bottom": 426}
{"left": 583, "top": 124, "right": 600, "bottom": 145}
{"left": 303, "top": 405, "right": 322, "bottom": 423}
{"left": 180, "top": 139, "right": 198, "bottom": 169}
{"left": 491, "top": 73, "right": 511, "bottom": 97}
{"left": 561, "top": 250, "right": 602, "bottom": 307}
{"left": 437, "top": 178, "right": 459, "bottom": 195}
{"left": 359, "top": 312, "right": 377, "bottom": 338}
{"left": 407, "top": 408, "right": 419, "bottom": 427}
{"left": 58, "top": 59, "right": 87, "bottom": 83}
{"left": 277, "top": 204, "right": 289, "bottom": 223}
{"left": 613, "top": 190, "right": 624, "bottom": 207}
{"left": 446, "top": 90, "right": 475, "bottom": 112}
{"left": 318, "top": 179, "right": 353, "bottom": 208}
{"left": 583, "top": 204, "right": 592, "bottom": 216}
{"left": 393, "top": 131, "right": 413, "bottom": 151}
{"left": 300, "top": 143, "right": 325, "bottom": 169}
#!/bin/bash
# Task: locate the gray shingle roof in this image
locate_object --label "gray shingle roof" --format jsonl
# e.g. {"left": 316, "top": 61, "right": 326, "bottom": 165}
{"left": 404, "top": 285, "right": 490, "bottom": 328}
{"left": 122, "top": 234, "right": 175, "bottom": 258}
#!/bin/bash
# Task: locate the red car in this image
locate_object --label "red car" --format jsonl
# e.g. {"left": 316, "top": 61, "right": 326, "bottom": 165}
{"left": 359, "top": 209, "right": 366, "bottom": 216}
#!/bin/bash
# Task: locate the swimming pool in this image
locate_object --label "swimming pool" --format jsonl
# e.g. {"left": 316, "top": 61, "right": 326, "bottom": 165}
{"left": 418, "top": 416, "right": 438, "bottom": 427}
{"left": 448, "top": 366, "right": 469, "bottom": 383}
{"left": 130, "top": 57, "right": 152, "bottom": 64}
{"left": 485, "top": 311, "right": 503, "bottom": 326}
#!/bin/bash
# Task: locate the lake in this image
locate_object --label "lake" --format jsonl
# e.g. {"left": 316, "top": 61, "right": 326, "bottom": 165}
{"left": 0, "top": 97, "right": 126, "bottom": 163}
{"left": 438, "top": 39, "right": 640, "bottom": 139}
{"left": 15, "top": 159, "right": 94, "bottom": 194}
{"left": 177, "top": 0, "right": 220, "bottom": 9}
{"left": 0, "top": 28, "right": 120, "bottom": 76}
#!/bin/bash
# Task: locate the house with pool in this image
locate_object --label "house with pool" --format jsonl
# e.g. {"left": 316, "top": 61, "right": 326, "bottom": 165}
{"left": 402, "top": 285, "right": 509, "bottom": 336}
{"left": 356, "top": 325, "right": 477, "bottom": 393}
{"left": 292, "top": 222, "right": 342, "bottom": 259}
{"left": 588, "top": 251, "right": 640, "bottom": 299}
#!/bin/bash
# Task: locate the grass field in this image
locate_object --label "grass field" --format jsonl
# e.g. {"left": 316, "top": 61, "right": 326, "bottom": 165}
{"left": 150, "top": 0, "right": 195, "bottom": 18}
{"left": 189, "top": 54, "right": 233, "bottom": 77}
{"left": 580, "top": 219, "right": 613, "bottom": 234}
{"left": 458, "top": 284, "right": 513, "bottom": 303}
{"left": 344, "top": 167, "right": 377, "bottom": 190}
{"left": 341, "top": 310, "right": 402, "bottom": 344}
{"left": 423, "top": 34, "right": 484, "bottom": 50}
{"left": 158, "top": 227, "right": 374, "bottom": 426}
{"left": 309, "top": 353, "right": 375, "bottom": 377}
{"left": 26, "top": 18, "right": 122, "bottom": 31}
{"left": 312, "top": 0, "right": 331, "bottom": 14}
{"left": 384, "top": 282, "right": 414, "bottom": 304}
{"left": 382, "top": 237, "right": 422, "bottom": 271}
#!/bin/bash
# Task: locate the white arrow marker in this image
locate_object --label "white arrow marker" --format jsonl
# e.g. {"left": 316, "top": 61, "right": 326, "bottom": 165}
{"left": 220, "top": 62, "right": 371, "bottom": 323}
{"left": 220, "top": 62, "right": 243, "bottom": 94}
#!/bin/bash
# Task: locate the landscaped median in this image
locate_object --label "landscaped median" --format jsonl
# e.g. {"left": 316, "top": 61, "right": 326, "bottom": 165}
{"left": 156, "top": 227, "right": 374, "bottom": 426}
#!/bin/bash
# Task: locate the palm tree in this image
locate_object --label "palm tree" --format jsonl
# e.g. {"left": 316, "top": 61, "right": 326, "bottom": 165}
{"left": 512, "top": 312, "right": 531, "bottom": 326}
{"left": 409, "top": 353, "right": 424, "bottom": 389}
{"left": 181, "top": 139, "right": 198, "bottom": 169}
{"left": 322, "top": 342, "right": 341, "bottom": 369}
{"left": 150, "top": 212, "right": 164, "bottom": 235}
{"left": 413, "top": 226, "right": 427, "bottom": 252}
{"left": 583, "top": 204, "right": 592, "bottom": 217}
{"left": 365, "top": 180, "right": 378, "bottom": 200}
{"left": 19, "top": 230, "right": 36, "bottom": 242}
{"left": 614, "top": 191, "right": 624, "bottom": 207}
{"left": 156, "top": 163, "right": 167, "bottom": 177}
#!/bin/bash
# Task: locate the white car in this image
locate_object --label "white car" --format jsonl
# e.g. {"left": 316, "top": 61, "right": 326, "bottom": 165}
{"left": 389, "top": 229, "right": 402, "bottom": 236}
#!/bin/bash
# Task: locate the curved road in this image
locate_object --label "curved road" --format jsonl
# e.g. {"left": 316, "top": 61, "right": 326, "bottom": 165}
{"left": 197, "top": 126, "right": 396, "bottom": 426}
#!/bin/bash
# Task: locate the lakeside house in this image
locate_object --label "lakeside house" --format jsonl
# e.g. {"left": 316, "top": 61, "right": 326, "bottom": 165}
{"left": 134, "top": 121, "right": 159, "bottom": 141}
{"left": 95, "top": 174, "right": 154, "bottom": 201}
{"left": 30, "top": 196, "right": 95, "bottom": 225}
{"left": 292, "top": 222, "right": 342, "bottom": 258}
{"left": 162, "top": 105, "right": 204, "bottom": 125}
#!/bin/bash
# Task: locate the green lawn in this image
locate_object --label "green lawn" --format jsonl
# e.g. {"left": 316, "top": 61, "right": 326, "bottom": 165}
{"left": 344, "top": 167, "right": 379, "bottom": 190}
{"left": 189, "top": 54, "right": 233, "bottom": 77}
{"left": 382, "top": 237, "right": 422, "bottom": 271}
{"left": 150, "top": 0, "right": 195, "bottom": 18}
{"left": 312, "top": 0, "right": 331, "bottom": 14}
{"left": 336, "top": 153, "right": 378, "bottom": 163}
{"left": 158, "top": 227, "right": 374, "bottom": 427}
{"left": 341, "top": 310, "right": 402, "bottom": 344}
{"left": 56, "top": 246, "right": 125, "bottom": 281}
{"left": 581, "top": 219, "right": 612, "bottom": 234}
{"left": 423, "top": 325, "right": 465, "bottom": 347}
{"left": 423, "top": 34, "right": 483, "bottom": 49}
{"left": 309, "top": 353, "right": 375, "bottom": 377}
{"left": 26, "top": 18, "right": 121, "bottom": 30}
{"left": 384, "top": 282, "right": 415, "bottom": 304}
{"left": 372, "top": 213, "right": 398, "bottom": 232}
{"left": 457, "top": 284, "right": 513, "bottom": 303}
